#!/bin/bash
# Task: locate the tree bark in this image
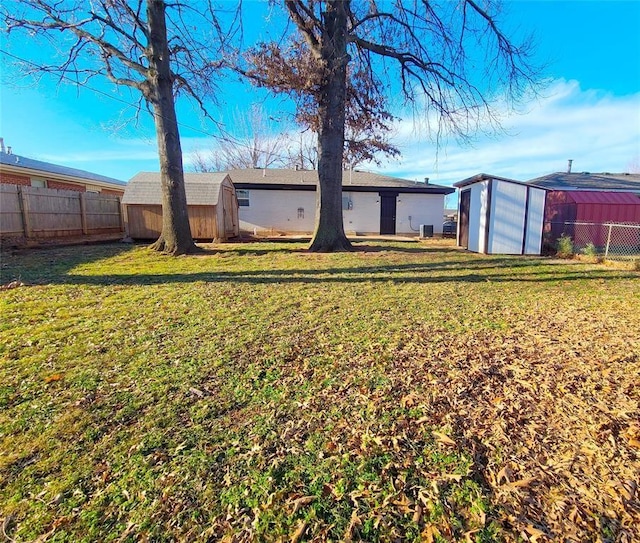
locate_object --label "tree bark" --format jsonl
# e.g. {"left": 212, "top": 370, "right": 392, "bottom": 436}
{"left": 146, "top": 0, "right": 198, "bottom": 255}
{"left": 308, "top": 0, "right": 352, "bottom": 252}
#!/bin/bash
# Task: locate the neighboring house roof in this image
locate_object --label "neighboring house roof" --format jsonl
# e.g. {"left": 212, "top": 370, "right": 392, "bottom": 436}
{"left": 527, "top": 172, "right": 640, "bottom": 192}
{"left": 0, "top": 151, "right": 126, "bottom": 188}
{"left": 123, "top": 172, "right": 231, "bottom": 205}
{"left": 227, "top": 168, "right": 454, "bottom": 194}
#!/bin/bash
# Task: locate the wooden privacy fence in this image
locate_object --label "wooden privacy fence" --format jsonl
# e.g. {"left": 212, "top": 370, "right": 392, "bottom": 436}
{"left": 0, "top": 184, "right": 124, "bottom": 240}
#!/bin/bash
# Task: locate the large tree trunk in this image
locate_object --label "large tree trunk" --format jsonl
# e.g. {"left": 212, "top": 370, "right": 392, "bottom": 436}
{"left": 146, "top": 0, "right": 198, "bottom": 255}
{"left": 308, "top": 0, "right": 352, "bottom": 252}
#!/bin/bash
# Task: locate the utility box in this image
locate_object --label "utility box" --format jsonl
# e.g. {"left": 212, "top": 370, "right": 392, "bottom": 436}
{"left": 420, "top": 224, "right": 434, "bottom": 238}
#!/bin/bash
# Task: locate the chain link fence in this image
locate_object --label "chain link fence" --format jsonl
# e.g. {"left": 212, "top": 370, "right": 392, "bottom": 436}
{"left": 546, "top": 221, "right": 640, "bottom": 262}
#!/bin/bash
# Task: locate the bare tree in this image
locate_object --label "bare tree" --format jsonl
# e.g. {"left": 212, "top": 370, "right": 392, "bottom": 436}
{"left": 245, "top": 0, "right": 538, "bottom": 252}
{"left": 2, "top": 0, "right": 237, "bottom": 255}
{"left": 191, "top": 105, "right": 291, "bottom": 172}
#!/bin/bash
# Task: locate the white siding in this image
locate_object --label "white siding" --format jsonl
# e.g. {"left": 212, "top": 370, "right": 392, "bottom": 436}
{"left": 343, "top": 192, "right": 379, "bottom": 233}
{"left": 240, "top": 189, "right": 446, "bottom": 235}
{"left": 488, "top": 180, "right": 527, "bottom": 254}
{"left": 524, "top": 187, "right": 545, "bottom": 255}
{"left": 467, "top": 181, "right": 488, "bottom": 253}
{"left": 239, "top": 190, "right": 316, "bottom": 233}
{"left": 396, "top": 193, "right": 445, "bottom": 234}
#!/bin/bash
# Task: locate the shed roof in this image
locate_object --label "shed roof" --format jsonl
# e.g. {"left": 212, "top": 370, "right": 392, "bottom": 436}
{"left": 562, "top": 191, "right": 640, "bottom": 205}
{"left": 453, "top": 173, "right": 542, "bottom": 189}
{"left": 528, "top": 172, "right": 640, "bottom": 192}
{"left": 123, "top": 172, "right": 231, "bottom": 205}
{"left": 0, "top": 151, "right": 126, "bottom": 187}
{"left": 227, "top": 168, "right": 454, "bottom": 194}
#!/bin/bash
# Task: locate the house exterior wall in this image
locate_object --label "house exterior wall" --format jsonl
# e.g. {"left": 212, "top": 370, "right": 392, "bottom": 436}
{"left": 47, "top": 180, "right": 86, "bottom": 192}
{"left": 0, "top": 163, "right": 125, "bottom": 195}
{"left": 239, "top": 189, "right": 446, "bottom": 235}
{"left": 396, "top": 193, "right": 446, "bottom": 235}
{"left": 0, "top": 171, "right": 31, "bottom": 186}
{"left": 239, "top": 189, "right": 316, "bottom": 233}
{"left": 343, "top": 191, "right": 378, "bottom": 233}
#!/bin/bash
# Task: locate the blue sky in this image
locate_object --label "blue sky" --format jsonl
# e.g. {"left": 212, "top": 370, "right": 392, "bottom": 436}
{"left": 0, "top": 0, "right": 639, "bottom": 190}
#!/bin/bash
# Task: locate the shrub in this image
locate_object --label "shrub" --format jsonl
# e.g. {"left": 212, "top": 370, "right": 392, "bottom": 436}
{"left": 581, "top": 242, "right": 602, "bottom": 262}
{"left": 555, "top": 234, "right": 574, "bottom": 258}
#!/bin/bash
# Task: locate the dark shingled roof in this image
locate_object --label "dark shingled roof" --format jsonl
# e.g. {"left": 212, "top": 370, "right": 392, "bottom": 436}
{"left": 226, "top": 168, "right": 454, "bottom": 194}
{"left": 123, "top": 172, "right": 231, "bottom": 205}
{"left": 527, "top": 172, "right": 640, "bottom": 192}
{"left": 0, "top": 151, "right": 126, "bottom": 187}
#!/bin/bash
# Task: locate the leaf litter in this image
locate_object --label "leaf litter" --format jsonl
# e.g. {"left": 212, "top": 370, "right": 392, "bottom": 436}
{"left": 0, "top": 241, "right": 638, "bottom": 542}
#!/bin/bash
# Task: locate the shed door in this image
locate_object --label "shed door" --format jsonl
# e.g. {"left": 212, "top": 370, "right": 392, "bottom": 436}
{"left": 459, "top": 190, "right": 470, "bottom": 248}
{"left": 222, "top": 185, "right": 236, "bottom": 236}
{"left": 380, "top": 193, "right": 397, "bottom": 235}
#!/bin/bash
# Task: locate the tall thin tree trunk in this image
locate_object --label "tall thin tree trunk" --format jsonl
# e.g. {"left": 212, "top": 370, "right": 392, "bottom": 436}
{"left": 309, "top": 0, "right": 352, "bottom": 252}
{"left": 147, "top": 0, "right": 197, "bottom": 255}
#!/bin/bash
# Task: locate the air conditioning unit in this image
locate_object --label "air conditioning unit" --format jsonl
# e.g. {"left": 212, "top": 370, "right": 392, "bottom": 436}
{"left": 419, "top": 224, "right": 434, "bottom": 238}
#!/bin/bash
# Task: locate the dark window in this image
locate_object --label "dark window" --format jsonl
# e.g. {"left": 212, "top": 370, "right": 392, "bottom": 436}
{"left": 237, "top": 189, "right": 250, "bottom": 207}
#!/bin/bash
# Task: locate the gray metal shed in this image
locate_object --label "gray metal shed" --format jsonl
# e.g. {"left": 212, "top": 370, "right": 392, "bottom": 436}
{"left": 122, "top": 172, "right": 239, "bottom": 241}
{"left": 454, "top": 174, "right": 547, "bottom": 255}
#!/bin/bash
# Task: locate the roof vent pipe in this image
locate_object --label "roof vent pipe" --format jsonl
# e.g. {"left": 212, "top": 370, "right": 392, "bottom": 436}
{"left": 567, "top": 159, "right": 573, "bottom": 173}
{"left": 7, "top": 146, "right": 12, "bottom": 155}
{"left": 424, "top": 177, "right": 429, "bottom": 184}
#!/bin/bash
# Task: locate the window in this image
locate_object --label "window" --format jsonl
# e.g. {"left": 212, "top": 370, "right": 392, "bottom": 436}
{"left": 237, "top": 189, "right": 250, "bottom": 207}
{"left": 342, "top": 195, "right": 353, "bottom": 210}
{"left": 297, "top": 207, "right": 304, "bottom": 219}
{"left": 31, "top": 177, "right": 46, "bottom": 188}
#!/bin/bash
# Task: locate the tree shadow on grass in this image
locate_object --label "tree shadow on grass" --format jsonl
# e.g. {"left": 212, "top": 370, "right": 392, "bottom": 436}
{"left": 3, "top": 241, "right": 635, "bottom": 288}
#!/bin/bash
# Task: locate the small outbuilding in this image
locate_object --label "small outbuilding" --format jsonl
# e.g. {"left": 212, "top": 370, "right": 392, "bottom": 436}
{"left": 122, "top": 172, "right": 239, "bottom": 241}
{"left": 543, "top": 190, "right": 640, "bottom": 248}
{"left": 454, "top": 174, "right": 547, "bottom": 255}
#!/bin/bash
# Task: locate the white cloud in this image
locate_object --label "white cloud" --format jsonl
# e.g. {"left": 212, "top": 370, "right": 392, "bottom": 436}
{"left": 372, "top": 79, "right": 640, "bottom": 186}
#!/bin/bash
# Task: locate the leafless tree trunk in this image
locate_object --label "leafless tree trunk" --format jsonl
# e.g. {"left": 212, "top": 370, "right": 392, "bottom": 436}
{"left": 311, "top": 0, "right": 352, "bottom": 251}
{"left": 146, "top": 0, "right": 194, "bottom": 254}
{"left": 242, "top": 0, "right": 539, "bottom": 252}
{"left": 2, "top": 0, "right": 237, "bottom": 255}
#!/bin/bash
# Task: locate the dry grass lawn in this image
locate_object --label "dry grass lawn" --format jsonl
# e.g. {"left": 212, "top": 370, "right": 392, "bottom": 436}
{"left": 1, "top": 240, "right": 639, "bottom": 542}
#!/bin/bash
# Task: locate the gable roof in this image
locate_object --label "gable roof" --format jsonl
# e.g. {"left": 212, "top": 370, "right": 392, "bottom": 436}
{"left": 122, "top": 172, "right": 231, "bottom": 205}
{"left": 227, "top": 168, "right": 454, "bottom": 194}
{"left": 527, "top": 172, "right": 640, "bottom": 192}
{"left": 0, "top": 151, "right": 126, "bottom": 188}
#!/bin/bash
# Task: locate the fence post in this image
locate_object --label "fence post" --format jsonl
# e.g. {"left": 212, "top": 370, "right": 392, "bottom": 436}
{"left": 79, "top": 192, "right": 89, "bottom": 235}
{"left": 18, "top": 186, "right": 33, "bottom": 238}
{"left": 604, "top": 223, "right": 613, "bottom": 260}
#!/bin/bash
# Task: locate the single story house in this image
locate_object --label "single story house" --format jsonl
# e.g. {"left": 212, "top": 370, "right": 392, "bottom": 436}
{"left": 454, "top": 171, "right": 640, "bottom": 255}
{"left": 454, "top": 174, "right": 547, "bottom": 255}
{"left": 528, "top": 171, "right": 640, "bottom": 194}
{"left": 122, "top": 172, "right": 239, "bottom": 241}
{"left": 227, "top": 168, "right": 454, "bottom": 236}
{"left": 0, "top": 147, "right": 126, "bottom": 196}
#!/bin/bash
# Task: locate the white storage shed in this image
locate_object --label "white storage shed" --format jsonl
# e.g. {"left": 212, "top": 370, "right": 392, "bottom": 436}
{"left": 454, "top": 174, "right": 547, "bottom": 255}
